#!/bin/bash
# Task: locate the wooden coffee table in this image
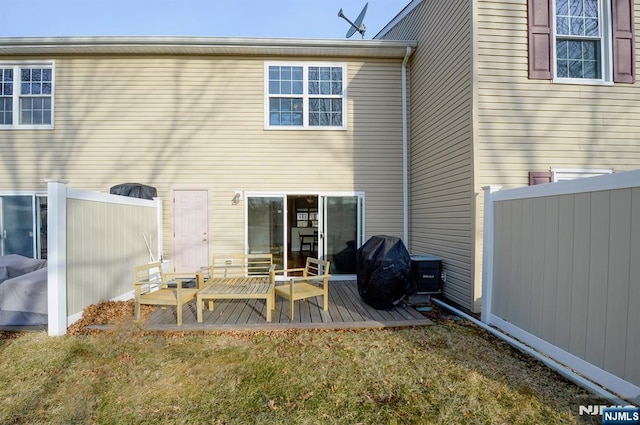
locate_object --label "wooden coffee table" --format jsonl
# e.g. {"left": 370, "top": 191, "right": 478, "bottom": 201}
{"left": 196, "top": 276, "right": 274, "bottom": 323}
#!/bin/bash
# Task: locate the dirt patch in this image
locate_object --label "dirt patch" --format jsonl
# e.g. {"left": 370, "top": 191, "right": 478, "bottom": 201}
{"left": 0, "top": 331, "right": 23, "bottom": 341}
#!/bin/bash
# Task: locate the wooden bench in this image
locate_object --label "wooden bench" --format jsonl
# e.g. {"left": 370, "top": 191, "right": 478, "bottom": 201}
{"left": 207, "top": 253, "right": 275, "bottom": 279}
{"left": 133, "top": 262, "right": 204, "bottom": 326}
{"left": 196, "top": 254, "right": 275, "bottom": 323}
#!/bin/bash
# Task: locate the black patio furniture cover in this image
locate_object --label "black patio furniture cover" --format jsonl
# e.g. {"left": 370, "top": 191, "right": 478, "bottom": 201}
{"left": 109, "top": 183, "right": 157, "bottom": 200}
{"left": 356, "top": 235, "right": 415, "bottom": 310}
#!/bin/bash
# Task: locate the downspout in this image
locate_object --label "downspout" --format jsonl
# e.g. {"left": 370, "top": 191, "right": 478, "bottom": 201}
{"left": 402, "top": 46, "right": 413, "bottom": 246}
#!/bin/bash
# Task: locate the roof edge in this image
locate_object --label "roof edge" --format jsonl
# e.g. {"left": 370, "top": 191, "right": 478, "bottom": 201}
{"left": 374, "top": 0, "right": 423, "bottom": 39}
{"left": 0, "top": 36, "right": 417, "bottom": 58}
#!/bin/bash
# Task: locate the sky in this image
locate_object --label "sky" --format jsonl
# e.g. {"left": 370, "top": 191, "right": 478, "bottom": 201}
{"left": 0, "top": 0, "right": 410, "bottom": 39}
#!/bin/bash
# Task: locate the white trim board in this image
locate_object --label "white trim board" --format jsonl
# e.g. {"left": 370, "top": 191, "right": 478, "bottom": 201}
{"left": 492, "top": 169, "right": 640, "bottom": 202}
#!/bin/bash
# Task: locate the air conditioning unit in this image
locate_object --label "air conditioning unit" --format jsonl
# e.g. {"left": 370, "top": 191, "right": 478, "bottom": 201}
{"left": 410, "top": 254, "right": 442, "bottom": 294}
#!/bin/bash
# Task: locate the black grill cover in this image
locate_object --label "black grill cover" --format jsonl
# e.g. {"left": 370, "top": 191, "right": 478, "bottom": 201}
{"left": 356, "top": 235, "right": 415, "bottom": 310}
{"left": 110, "top": 183, "right": 157, "bottom": 200}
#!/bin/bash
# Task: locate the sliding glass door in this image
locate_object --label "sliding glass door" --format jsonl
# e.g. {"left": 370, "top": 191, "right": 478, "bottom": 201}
{"left": 246, "top": 193, "right": 363, "bottom": 274}
{"left": 0, "top": 195, "right": 47, "bottom": 259}
{"left": 247, "top": 196, "right": 284, "bottom": 268}
{"left": 319, "top": 195, "right": 364, "bottom": 274}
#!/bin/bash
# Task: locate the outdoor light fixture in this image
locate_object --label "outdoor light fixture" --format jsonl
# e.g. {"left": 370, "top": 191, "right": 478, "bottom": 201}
{"left": 232, "top": 191, "right": 242, "bottom": 205}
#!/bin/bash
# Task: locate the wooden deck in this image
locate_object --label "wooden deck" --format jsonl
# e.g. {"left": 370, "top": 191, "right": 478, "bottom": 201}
{"left": 145, "top": 280, "right": 432, "bottom": 331}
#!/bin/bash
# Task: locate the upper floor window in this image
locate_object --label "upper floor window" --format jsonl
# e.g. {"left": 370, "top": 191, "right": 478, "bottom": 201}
{"left": 528, "top": 0, "right": 635, "bottom": 84}
{"left": 265, "top": 62, "right": 347, "bottom": 129}
{"left": 0, "top": 62, "right": 54, "bottom": 129}
{"left": 554, "top": 0, "right": 609, "bottom": 81}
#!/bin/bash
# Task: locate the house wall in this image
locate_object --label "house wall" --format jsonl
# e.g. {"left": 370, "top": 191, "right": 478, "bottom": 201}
{"left": 476, "top": 0, "right": 640, "bottom": 189}
{"left": 0, "top": 54, "right": 406, "bottom": 263}
{"left": 474, "top": 0, "right": 640, "bottom": 313}
{"left": 381, "top": 0, "right": 477, "bottom": 311}
{"left": 380, "top": 0, "right": 640, "bottom": 313}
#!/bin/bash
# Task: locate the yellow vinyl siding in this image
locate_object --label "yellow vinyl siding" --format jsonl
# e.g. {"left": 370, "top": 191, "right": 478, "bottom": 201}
{"left": 474, "top": 0, "right": 640, "bottom": 316}
{"left": 472, "top": 0, "right": 640, "bottom": 312}
{"left": 0, "top": 54, "right": 406, "bottom": 261}
{"left": 382, "top": 0, "right": 476, "bottom": 311}
{"left": 476, "top": 0, "right": 640, "bottom": 189}
{"left": 376, "top": 0, "right": 639, "bottom": 314}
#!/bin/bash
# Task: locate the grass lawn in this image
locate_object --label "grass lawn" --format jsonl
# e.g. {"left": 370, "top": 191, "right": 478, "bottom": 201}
{"left": 0, "top": 302, "right": 605, "bottom": 424}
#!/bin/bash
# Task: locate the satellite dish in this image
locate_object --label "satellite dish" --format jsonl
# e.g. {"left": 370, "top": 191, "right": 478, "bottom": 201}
{"left": 338, "top": 2, "right": 368, "bottom": 39}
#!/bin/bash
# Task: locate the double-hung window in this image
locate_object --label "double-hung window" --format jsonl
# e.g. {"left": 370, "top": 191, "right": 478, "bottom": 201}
{"left": 554, "top": 0, "right": 609, "bottom": 82}
{"left": 0, "top": 62, "right": 54, "bottom": 129}
{"left": 265, "top": 62, "right": 347, "bottom": 129}
{"left": 528, "top": 0, "right": 635, "bottom": 83}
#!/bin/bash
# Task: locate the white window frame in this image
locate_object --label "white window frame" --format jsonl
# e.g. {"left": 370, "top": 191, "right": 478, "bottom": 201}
{"left": 244, "top": 191, "right": 365, "bottom": 277}
{"left": 552, "top": 168, "right": 613, "bottom": 182}
{"left": 0, "top": 61, "right": 55, "bottom": 130}
{"left": 0, "top": 191, "right": 48, "bottom": 259}
{"left": 552, "top": 0, "right": 613, "bottom": 85}
{"left": 264, "top": 62, "right": 347, "bottom": 130}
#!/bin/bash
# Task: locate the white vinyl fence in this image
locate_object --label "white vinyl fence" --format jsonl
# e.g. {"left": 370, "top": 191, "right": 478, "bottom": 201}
{"left": 482, "top": 170, "right": 640, "bottom": 403}
{"left": 47, "top": 180, "right": 163, "bottom": 336}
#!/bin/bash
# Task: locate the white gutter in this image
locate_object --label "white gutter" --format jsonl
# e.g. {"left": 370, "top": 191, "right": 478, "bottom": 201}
{"left": 431, "top": 298, "right": 629, "bottom": 405}
{"left": 0, "top": 36, "right": 417, "bottom": 58}
{"left": 402, "top": 46, "right": 413, "bottom": 245}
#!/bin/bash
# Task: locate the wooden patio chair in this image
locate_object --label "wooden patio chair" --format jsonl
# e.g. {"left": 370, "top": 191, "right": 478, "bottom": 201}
{"left": 274, "top": 257, "right": 331, "bottom": 319}
{"left": 132, "top": 261, "right": 204, "bottom": 326}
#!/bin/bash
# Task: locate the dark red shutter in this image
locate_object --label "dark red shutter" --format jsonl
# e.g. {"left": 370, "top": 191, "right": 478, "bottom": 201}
{"left": 612, "top": 0, "right": 636, "bottom": 83}
{"left": 529, "top": 171, "right": 553, "bottom": 185}
{"left": 528, "top": 0, "right": 553, "bottom": 79}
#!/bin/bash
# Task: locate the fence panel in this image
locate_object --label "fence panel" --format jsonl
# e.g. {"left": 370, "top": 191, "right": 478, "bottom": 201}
{"left": 47, "top": 180, "right": 162, "bottom": 335}
{"left": 482, "top": 170, "right": 640, "bottom": 403}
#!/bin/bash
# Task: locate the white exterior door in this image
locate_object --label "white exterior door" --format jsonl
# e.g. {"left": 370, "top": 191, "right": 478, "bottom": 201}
{"left": 172, "top": 190, "right": 209, "bottom": 272}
